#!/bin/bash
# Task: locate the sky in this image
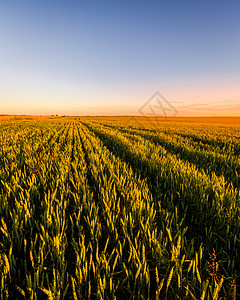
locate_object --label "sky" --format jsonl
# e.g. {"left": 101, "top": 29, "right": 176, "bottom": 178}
{"left": 1, "top": 0, "right": 240, "bottom": 116}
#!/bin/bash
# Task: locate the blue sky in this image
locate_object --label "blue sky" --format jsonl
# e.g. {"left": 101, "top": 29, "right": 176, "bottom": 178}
{"left": 1, "top": 1, "right": 240, "bottom": 115}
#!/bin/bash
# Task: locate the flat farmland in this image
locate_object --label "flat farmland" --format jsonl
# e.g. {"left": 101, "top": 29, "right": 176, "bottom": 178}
{"left": 0, "top": 116, "right": 239, "bottom": 299}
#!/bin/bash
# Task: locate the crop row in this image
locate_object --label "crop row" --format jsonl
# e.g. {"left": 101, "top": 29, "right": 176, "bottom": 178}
{"left": 0, "top": 117, "right": 238, "bottom": 299}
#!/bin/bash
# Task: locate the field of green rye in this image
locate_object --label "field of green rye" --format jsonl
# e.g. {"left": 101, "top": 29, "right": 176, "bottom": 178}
{"left": 0, "top": 116, "right": 239, "bottom": 299}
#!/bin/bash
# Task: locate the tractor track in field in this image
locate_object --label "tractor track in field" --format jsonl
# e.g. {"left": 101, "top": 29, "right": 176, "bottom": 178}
{"left": 90, "top": 121, "right": 240, "bottom": 189}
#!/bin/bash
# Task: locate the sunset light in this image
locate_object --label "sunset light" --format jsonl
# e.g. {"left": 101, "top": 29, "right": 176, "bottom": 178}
{"left": 1, "top": 1, "right": 239, "bottom": 116}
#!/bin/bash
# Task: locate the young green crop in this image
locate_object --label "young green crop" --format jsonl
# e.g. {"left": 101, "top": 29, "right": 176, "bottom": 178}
{"left": 0, "top": 117, "right": 239, "bottom": 299}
